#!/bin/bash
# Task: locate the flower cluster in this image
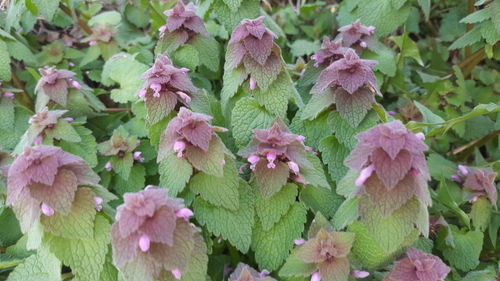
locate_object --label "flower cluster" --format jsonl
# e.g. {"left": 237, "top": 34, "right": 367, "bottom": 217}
{"left": 6, "top": 145, "right": 100, "bottom": 231}
{"left": 35, "top": 67, "right": 83, "bottom": 107}
{"left": 345, "top": 120, "right": 431, "bottom": 216}
{"left": 238, "top": 118, "right": 312, "bottom": 198}
{"left": 311, "top": 36, "right": 348, "bottom": 67}
{"left": 226, "top": 16, "right": 281, "bottom": 91}
{"left": 337, "top": 20, "right": 375, "bottom": 50}
{"left": 138, "top": 54, "right": 198, "bottom": 123}
{"left": 385, "top": 248, "right": 450, "bottom": 281}
{"left": 97, "top": 130, "right": 142, "bottom": 171}
{"left": 24, "top": 107, "right": 71, "bottom": 146}
{"left": 296, "top": 228, "right": 355, "bottom": 281}
{"left": 160, "top": 1, "right": 208, "bottom": 45}
{"left": 228, "top": 263, "right": 276, "bottom": 281}
{"left": 111, "top": 187, "right": 198, "bottom": 281}
{"left": 158, "top": 107, "right": 226, "bottom": 167}
{"left": 453, "top": 165, "right": 497, "bottom": 204}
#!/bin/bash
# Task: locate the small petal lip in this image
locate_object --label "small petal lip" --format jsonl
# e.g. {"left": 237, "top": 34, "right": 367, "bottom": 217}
{"left": 355, "top": 165, "right": 375, "bottom": 186}
{"left": 139, "top": 234, "right": 150, "bottom": 252}
{"left": 171, "top": 269, "right": 182, "bottom": 280}
{"left": 351, "top": 270, "right": 369, "bottom": 278}
{"left": 311, "top": 271, "right": 322, "bottom": 281}
{"left": 41, "top": 203, "right": 55, "bottom": 216}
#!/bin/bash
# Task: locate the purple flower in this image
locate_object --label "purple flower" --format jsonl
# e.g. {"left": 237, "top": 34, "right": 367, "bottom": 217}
{"left": 337, "top": 20, "right": 375, "bottom": 50}
{"left": 6, "top": 145, "right": 100, "bottom": 231}
{"left": 139, "top": 54, "right": 198, "bottom": 123}
{"left": 238, "top": 118, "right": 312, "bottom": 197}
{"left": 226, "top": 17, "right": 281, "bottom": 91}
{"left": 312, "top": 49, "right": 378, "bottom": 95}
{"left": 228, "top": 263, "right": 277, "bottom": 281}
{"left": 385, "top": 248, "right": 450, "bottom": 281}
{"left": 111, "top": 187, "right": 199, "bottom": 281}
{"left": 462, "top": 167, "right": 497, "bottom": 205}
{"left": 35, "top": 67, "right": 83, "bottom": 106}
{"left": 296, "top": 229, "right": 355, "bottom": 281}
{"left": 158, "top": 107, "right": 227, "bottom": 164}
{"left": 161, "top": 1, "right": 208, "bottom": 46}
{"left": 345, "top": 121, "right": 431, "bottom": 216}
{"left": 311, "top": 37, "right": 348, "bottom": 67}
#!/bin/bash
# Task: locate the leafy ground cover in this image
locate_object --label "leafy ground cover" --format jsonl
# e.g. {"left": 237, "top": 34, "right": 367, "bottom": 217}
{"left": 0, "top": 0, "right": 499, "bottom": 280}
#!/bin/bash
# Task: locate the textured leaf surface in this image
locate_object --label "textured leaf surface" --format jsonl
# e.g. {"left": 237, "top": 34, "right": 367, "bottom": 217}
{"left": 41, "top": 188, "right": 97, "bottom": 240}
{"left": 231, "top": 97, "right": 274, "bottom": 148}
{"left": 113, "top": 165, "right": 146, "bottom": 195}
{"left": 159, "top": 152, "right": 193, "bottom": 197}
{"left": 442, "top": 228, "right": 483, "bottom": 271}
{"left": 101, "top": 54, "right": 148, "bottom": 103}
{"left": 110, "top": 153, "right": 134, "bottom": 180}
{"left": 290, "top": 110, "right": 331, "bottom": 149}
{"left": 318, "top": 136, "right": 350, "bottom": 182}
{"left": 193, "top": 180, "right": 255, "bottom": 252}
{"left": 299, "top": 153, "right": 329, "bottom": 189}
{"left": 299, "top": 185, "right": 344, "bottom": 219}
{"left": 212, "top": 0, "right": 260, "bottom": 32}
{"left": 172, "top": 45, "right": 200, "bottom": 70}
{"left": 255, "top": 183, "right": 298, "bottom": 231}
{"left": 327, "top": 111, "right": 378, "bottom": 149}
{"left": 0, "top": 39, "right": 11, "bottom": 81}
{"left": 190, "top": 35, "right": 220, "bottom": 72}
{"left": 45, "top": 215, "right": 111, "bottom": 281}
{"left": 279, "top": 248, "right": 316, "bottom": 277}
{"left": 189, "top": 158, "right": 240, "bottom": 211}
{"left": 251, "top": 203, "right": 307, "bottom": 271}
{"left": 251, "top": 70, "right": 294, "bottom": 117}
{"left": 59, "top": 126, "right": 98, "bottom": 168}
{"left": 6, "top": 248, "right": 61, "bottom": 281}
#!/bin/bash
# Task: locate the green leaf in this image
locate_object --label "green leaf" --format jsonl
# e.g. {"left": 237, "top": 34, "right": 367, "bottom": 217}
{"left": 110, "top": 153, "right": 134, "bottom": 180}
{"left": 101, "top": 53, "right": 149, "bottom": 103}
{"left": 45, "top": 215, "right": 111, "bottom": 281}
{"left": 231, "top": 97, "right": 274, "bottom": 148}
{"left": 417, "top": 0, "right": 430, "bottom": 21}
{"left": 0, "top": 96, "right": 15, "bottom": 131}
{"left": 161, "top": 234, "right": 208, "bottom": 281}
{"left": 45, "top": 121, "right": 81, "bottom": 143}
{"left": 251, "top": 70, "right": 295, "bottom": 117}
{"left": 0, "top": 208, "right": 22, "bottom": 247}
{"left": 0, "top": 39, "right": 12, "bottom": 81}
{"left": 442, "top": 228, "right": 483, "bottom": 271}
{"left": 251, "top": 203, "right": 307, "bottom": 271}
{"left": 290, "top": 110, "right": 331, "bottom": 149}
{"left": 32, "top": 0, "right": 60, "bottom": 21}
{"left": 337, "top": 0, "right": 412, "bottom": 37}
{"left": 461, "top": 269, "right": 498, "bottom": 281}
{"left": 59, "top": 126, "right": 98, "bottom": 168}
{"left": 348, "top": 220, "right": 419, "bottom": 270}
{"left": 299, "top": 185, "right": 344, "bottom": 219}
{"left": 279, "top": 248, "right": 316, "bottom": 277}
{"left": 221, "top": 67, "right": 246, "bottom": 105}
{"left": 332, "top": 197, "right": 359, "bottom": 230}
{"left": 299, "top": 152, "right": 330, "bottom": 189}
{"left": 222, "top": 0, "right": 242, "bottom": 12}
{"left": 390, "top": 32, "right": 424, "bottom": 66}
{"left": 159, "top": 152, "right": 193, "bottom": 197}
{"left": 256, "top": 183, "right": 298, "bottom": 231}
{"left": 88, "top": 11, "right": 122, "bottom": 26}
{"left": 193, "top": 179, "right": 255, "bottom": 253}
{"left": 80, "top": 45, "right": 101, "bottom": 67}
{"left": 172, "top": 45, "right": 200, "bottom": 70}
{"left": 301, "top": 90, "right": 335, "bottom": 121}
{"left": 470, "top": 197, "right": 492, "bottom": 232}
{"left": 212, "top": 0, "right": 260, "bottom": 32}
{"left": 189, "top": 158, "right": 240, "bottom": 211}
{"left": 40, "top": 188, "right": 97, "bottom": 240}
{"left": 327, "top": 111, "right": 378, "bottom": 150}
{"left": 6, "top": 247, "right": 62, "bottom": 281}
{"left": 289, "top": 40, "right": 320, "bottom": 57}
{"left": 363, "top": 44, "right": 397, "bottom": 77}
{"left": 5, "top": 40, "right": 36, "bottom": 65}
{"left": 113, "top": 165, "right": 146, "bottom": 196}
{"left": 318, "top": 136, "right": 350, "bottom": 182}
{"left": 491, "top": 0, "right": 500, "bottom": 33}
{"left": 449, "top": 26, "right": 482, "bottom": 50}
{"left": 190, "top": 35, "right": 220, "bottom": 72}
{"left": 460, "top": 8, "right": 491, "bottom": 24}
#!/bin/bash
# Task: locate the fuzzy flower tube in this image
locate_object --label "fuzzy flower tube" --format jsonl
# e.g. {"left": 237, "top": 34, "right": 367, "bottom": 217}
{"left": 384, "top": 248, "right": 450, "bottom": 281}
{"left": 111, "top": 187, "right": 203, "bottom": 281}
{"left": 238, "top": 118, "right": 329, "bottom": 198}
{"left": 158, "top": 107, "right": 228, "bottom": 177}
{"left": 6, "top": 145, "right": 100, "bottom": 232}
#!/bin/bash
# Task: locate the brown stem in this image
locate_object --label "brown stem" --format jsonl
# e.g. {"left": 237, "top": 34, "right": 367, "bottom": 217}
{"left": 58, "top": 3, "right": 93, "bottom": 35}
{"left": 451, "top": 130, "right": 500, "bottom": 156}
{"left": 104, "top": 108, "right": 130, "bottom": 113}
{"left": 12, "top": 72, "right": 34, "bottom": 110}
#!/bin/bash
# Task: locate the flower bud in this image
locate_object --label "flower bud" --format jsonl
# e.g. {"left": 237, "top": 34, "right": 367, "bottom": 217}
{"left": 355, "top": 165, "right": 375, "bottom": 186}
{"left": 71, "top": 80, "right": 82, "bottom": 89}
{"left": 451, "top": 174, "right": 461, "bottom": 182}
{"left": 415, "top": 132, "right": 425, "bottom": 141}
{"left": 175, "top": 208, "right": 194, "bottom": 221}
{"left": 296, "top": 135, "right": 305, "bottom": 143}
{"left": 89, "top": 40, "right": 97, "bottom": 46}
{"left": 41, "top": 203, "right": 55, "bottom": 216}
{"left": 159, "top": 25, "right": 167, "bottom": 33}
{"left": 311, "top": 271, "right": 322, "bottom": 281}
{"left": 138, "top": 89, "right": 147, "bottom": 100}
{"left": 259, "top": 269, "right": 270, "bottom": 277}
{"left": 171, "top": 269, "right": 182, "bottom": 280}
{"left": 288, "top": 161, "right": 300, "bottom": 175}
{"left": 173, "top": 141, "right": 186, "bottom": 158}
{"left": 294, "top": 238, "right": 305, "bottom": 245}
{"left": 248, "top": 155, "right": 260, "bottom": 164}
{"left": 359, "top": 41, "right": 367, "bottom": 48}
{"left": 249, "top": 77, "right": 256, "bottom": 90}
{"left": 176, "top": 91, "right": 191, "bottom": 103}
{"left": 105, "top": 161, "right": 112, "bottom": 171}
{"left": 139, "top": 234, "right": 150, "bottom": 252}
{"left": 94, "top": 196, "right": 103, "bottom": 211}
{"left": 34, "top": 135, "right": 43, "bottom": 145}
{"left": 458, "top": 165, "right": 468, "bottom": 176}
{"left": 133, "top": 151, "right": 144, "bottom": 162}
{"left": 352, "top": 270, "right": 369, "bottom": 278}
{"left": 4, "top": 91, "right": 14, "bottom": 99}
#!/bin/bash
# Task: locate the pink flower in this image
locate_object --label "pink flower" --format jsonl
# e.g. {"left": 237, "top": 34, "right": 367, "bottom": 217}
{"left": 337, "top": 20, "right": 375, "bottom": 50}
{"left": 345, "top": 121, "right": 431, "bottom": 216}
{"left": 462, "top": 167, "right": 497, "bottom": 204}
{"left": 3, "top": 91, "right": 14, "bottom": 99}
{"left": 311, "top": 37, "right": 348, "bottom": 67}
{"left": 288, "top": 161, "right": 300, "bottom": 175}
{"left": 171, "top": 268, "right": 182, "bottom": 280}
{"left": 7, "top": 146, "right": 100, "bottom": 231}
{"left": 35, "top": 67, "right": 81, "bottom": 106}
{"left": 94, "top": 196, "right": 103, "bottom": 211}
{"left": 228, "top": 263, "right": 278, "bottom": 281}
{"left": 111, "top": 187, "right": 200, "bottom": 281}
{"left": 351, "top": 270, "right": 369, "bottom": 278}
{"left": 249, "top": 77, "right": 256, "bottom": 90}
{"left": 175, "top": 207, "right": 193, "bottom": 221}
{"left": 162, "top": 1, "right": 208, "bottom": 45}
{"left": 70, "top": 80, "right": 82, "bottom": 89}
{"left": 105, "top": 161, "right": 112, "bottom": 171}
{"left": 311, "top": 272, "right": 322, "bottom": 281}
{"left": 133, "top": 151, "right": 145, "bottom": 162}
{"left": 385, "top": 248, "right": 450, "bottom": 281}
{"left": 457, "top": 165, "right": 468, "bottom": 176}
{"left": 294, "top": 238, "right": 305, "bottom": 245}
{"left": 158, "top": 107, "right": 227, "bottom": 165}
